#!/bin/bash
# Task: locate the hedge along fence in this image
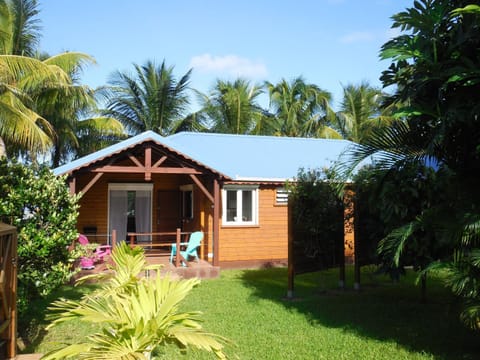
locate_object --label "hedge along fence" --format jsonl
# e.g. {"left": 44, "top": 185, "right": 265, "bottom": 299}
{"left": 286, "top": 169, "right": 345, "bottom": 297}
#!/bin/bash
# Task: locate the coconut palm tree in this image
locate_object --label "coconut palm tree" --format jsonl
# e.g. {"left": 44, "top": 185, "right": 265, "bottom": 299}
{"left": 197, "top": 78, "right": 267, "bottom": 134}
{"left": 0, "top": 0, "right": 41, "bottom": 56}
{"left": 0, "top": 0, "right": 51, "bottom": 157}
{"left": 335, "top": 82, "right": 393, "bottom": 143}
{"left": 0, "top": 54, "right": 59, "bottom": 157}
{"left": 265, "top": 77, "right": 339, "bottom": 138}
{"left": 0, "top": 0, "right": 123, "bottom": 161}
{"left": 104, "top": 60, "right": 192, "bottom": 136}
{"left": 33, "top": 52, "right": 125, "bottom": 166}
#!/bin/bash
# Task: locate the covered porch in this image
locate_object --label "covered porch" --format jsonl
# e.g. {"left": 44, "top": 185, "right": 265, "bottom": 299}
{"left": 55, "top": 133, "right": 229, "bottom": 268}
{"left": 75, "top": 228, "right": 220, "bottom": 280}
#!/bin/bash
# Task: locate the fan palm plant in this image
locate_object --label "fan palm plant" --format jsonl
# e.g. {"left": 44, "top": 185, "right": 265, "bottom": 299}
{"left": 43, "top": 243, "right": 230, "bottom": 359}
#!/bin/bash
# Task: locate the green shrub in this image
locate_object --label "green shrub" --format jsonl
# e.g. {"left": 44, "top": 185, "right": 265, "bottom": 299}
{"left": 0, "top": 159, "right": 80, "bottom": 313}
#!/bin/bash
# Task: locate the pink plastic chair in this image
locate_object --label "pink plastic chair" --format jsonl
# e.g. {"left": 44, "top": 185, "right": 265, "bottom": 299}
{"left": 77, "top": 234, "right": 112, "bottom": 262}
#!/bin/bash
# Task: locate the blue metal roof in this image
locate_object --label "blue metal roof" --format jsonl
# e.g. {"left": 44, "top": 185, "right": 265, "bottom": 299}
{"left": 166, "top": 132, "right": 355, "bottom": 181}
{"left": 54, "top": 131, "right": 357, "bottom": 181}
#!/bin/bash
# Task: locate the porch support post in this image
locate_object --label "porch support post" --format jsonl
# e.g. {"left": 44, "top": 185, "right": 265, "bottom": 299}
{"left": 68, "top": 176, "right": 76, "bottom": 195}
{"left": 175, "top": 228, "right": 181, "bottom": 267}
{"left": 212, "top": 178, "right": 220, "bottom": 266}
{"left": 145, "top": 147, "right": 152, "bottom": 181}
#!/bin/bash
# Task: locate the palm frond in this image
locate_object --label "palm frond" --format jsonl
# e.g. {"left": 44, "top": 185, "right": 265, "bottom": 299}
{"left": 378, "top": 221, "right": 418, "bottom": 266}
{"left": 44, "top": 243, "right": 230, "bottom": 359}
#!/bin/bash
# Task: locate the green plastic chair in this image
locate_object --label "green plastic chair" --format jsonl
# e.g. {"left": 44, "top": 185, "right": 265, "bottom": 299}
{"left": 170, "top": 231, "right": 203, "bottom": 266}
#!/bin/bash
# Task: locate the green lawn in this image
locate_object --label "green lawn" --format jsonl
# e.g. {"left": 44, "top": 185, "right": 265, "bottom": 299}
{"left": 22, "top": 266, "right": 479, "bottom": 359}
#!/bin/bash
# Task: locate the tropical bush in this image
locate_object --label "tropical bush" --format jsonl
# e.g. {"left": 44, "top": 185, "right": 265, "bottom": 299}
{"left": 43, "top": 243, "right": 230, "bottom": 360}
{"left": 335, "top": 1, "right": 480, "bottom": 329}
{"left": 288, "top": 168, "right": 344, "bottom": 273}
{"left": 0, "top": 158, "right": 80, "bottom": 313}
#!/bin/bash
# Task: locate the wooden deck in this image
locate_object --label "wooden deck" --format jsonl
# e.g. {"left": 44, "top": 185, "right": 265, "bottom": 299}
{"left": 74, "top": 248, "right": 220, "bottom": 281}
{"left": 17, "top": 354, "right": 42, "bottom": 360}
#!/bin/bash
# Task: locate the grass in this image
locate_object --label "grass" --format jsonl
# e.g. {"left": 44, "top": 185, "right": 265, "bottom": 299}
{"left": 22, "top": 266, "right": 479, "bottom": 359}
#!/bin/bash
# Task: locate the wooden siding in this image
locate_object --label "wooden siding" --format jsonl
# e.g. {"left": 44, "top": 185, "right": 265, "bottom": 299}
{"left": 218, "top": 186, "right": 288, "bottom": 262}
{"left": 75, "top": 172, "right": 288, "bottom": 265}
{"left": 76, "top": 172, "right": 202, "bottom": 244}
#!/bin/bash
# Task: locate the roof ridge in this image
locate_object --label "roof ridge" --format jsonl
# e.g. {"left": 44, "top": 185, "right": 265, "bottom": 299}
{"left": 168, "top": 132, "right": 353, "bottom": 144}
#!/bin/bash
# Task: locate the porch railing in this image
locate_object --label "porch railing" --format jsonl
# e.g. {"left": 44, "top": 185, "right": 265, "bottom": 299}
{"left": 125, "top": 229, "right": 194, "bottom": 267}
{"left": 0, "top": 223, "right": 17, "bottom": 359}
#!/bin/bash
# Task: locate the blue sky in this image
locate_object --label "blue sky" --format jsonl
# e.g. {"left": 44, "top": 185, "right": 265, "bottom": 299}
{"left": 39, "top": 0, "right": 410, "bottom": 111}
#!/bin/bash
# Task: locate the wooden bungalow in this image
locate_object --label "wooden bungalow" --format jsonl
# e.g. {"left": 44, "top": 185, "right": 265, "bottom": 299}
{"left": 54, "top": 131, "right": 356, "bottom": 268}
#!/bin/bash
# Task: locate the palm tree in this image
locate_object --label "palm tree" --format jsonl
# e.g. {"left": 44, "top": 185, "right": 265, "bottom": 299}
{"left": 0, "top": 54, "right": 60, "bottom": 157}
{"left": 265, "top": 77, "right": 339, "bottom": 138}
{"left": 104, "top": 60, "right": 192, "bottom": 136}
{"left": 0, "top": 0, "right": 51, "bottom": 157}
{"left": 33, "top": 52, "right": 124, "bottom": 166}
{"left": 335, "top": 82, "right": 393, "bottom": 143}
{"left": 198, "top": 78, "right": 267, "bottom": 134}
{"left": 0, "top": 0, "right": 124, "bottom": 161}
{"left": 0, "top": 0, "right": 41, "bottom": 56}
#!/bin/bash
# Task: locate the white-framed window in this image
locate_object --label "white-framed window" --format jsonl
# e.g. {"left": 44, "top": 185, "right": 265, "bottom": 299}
{"left": 180, "top": 184, "right": 194, "bottom": 219}
{"left": 222, "top": 185, "right": 258, "bottom": 226}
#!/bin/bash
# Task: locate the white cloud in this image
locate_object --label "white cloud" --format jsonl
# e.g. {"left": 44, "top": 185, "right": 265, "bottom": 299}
{"left": 339, "top": 31, "right": 376, "bottom": 44}
{"left": 189, "top": 54, "right": 268, "bottom": 78}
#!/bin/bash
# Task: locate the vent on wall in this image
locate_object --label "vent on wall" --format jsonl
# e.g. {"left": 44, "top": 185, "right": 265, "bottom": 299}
{"left": 276, "top": 188, "right": 289, "bottom": 205}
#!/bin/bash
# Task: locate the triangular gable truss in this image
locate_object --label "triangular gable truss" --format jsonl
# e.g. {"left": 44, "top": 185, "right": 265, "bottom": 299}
{"left": 67, "top": 141, "right": 225, "bottom": 204}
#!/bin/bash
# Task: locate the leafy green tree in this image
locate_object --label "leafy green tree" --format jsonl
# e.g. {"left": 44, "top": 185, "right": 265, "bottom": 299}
{"left": 353, "top": 163, "right": 452, "bottom": 300}
{"left": 336, "top": 1, "right": 480, "bottom": 328}
{"left": 265, "top": 77, "right": 339, "bottom": 138}
{"left": 104, "top": 60, "right": 192, "bottom": 136}
{"left": 335, "top": 82, "right": 394, "bottom": 143}
{"left": 0, "top": 158, "right": 80, "bottom": 313}
{"left": 198, "top": 78, "right": 267, "bottom": 134}
{"left": 44, "top": 243, "right": 230, "bottom": 360}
